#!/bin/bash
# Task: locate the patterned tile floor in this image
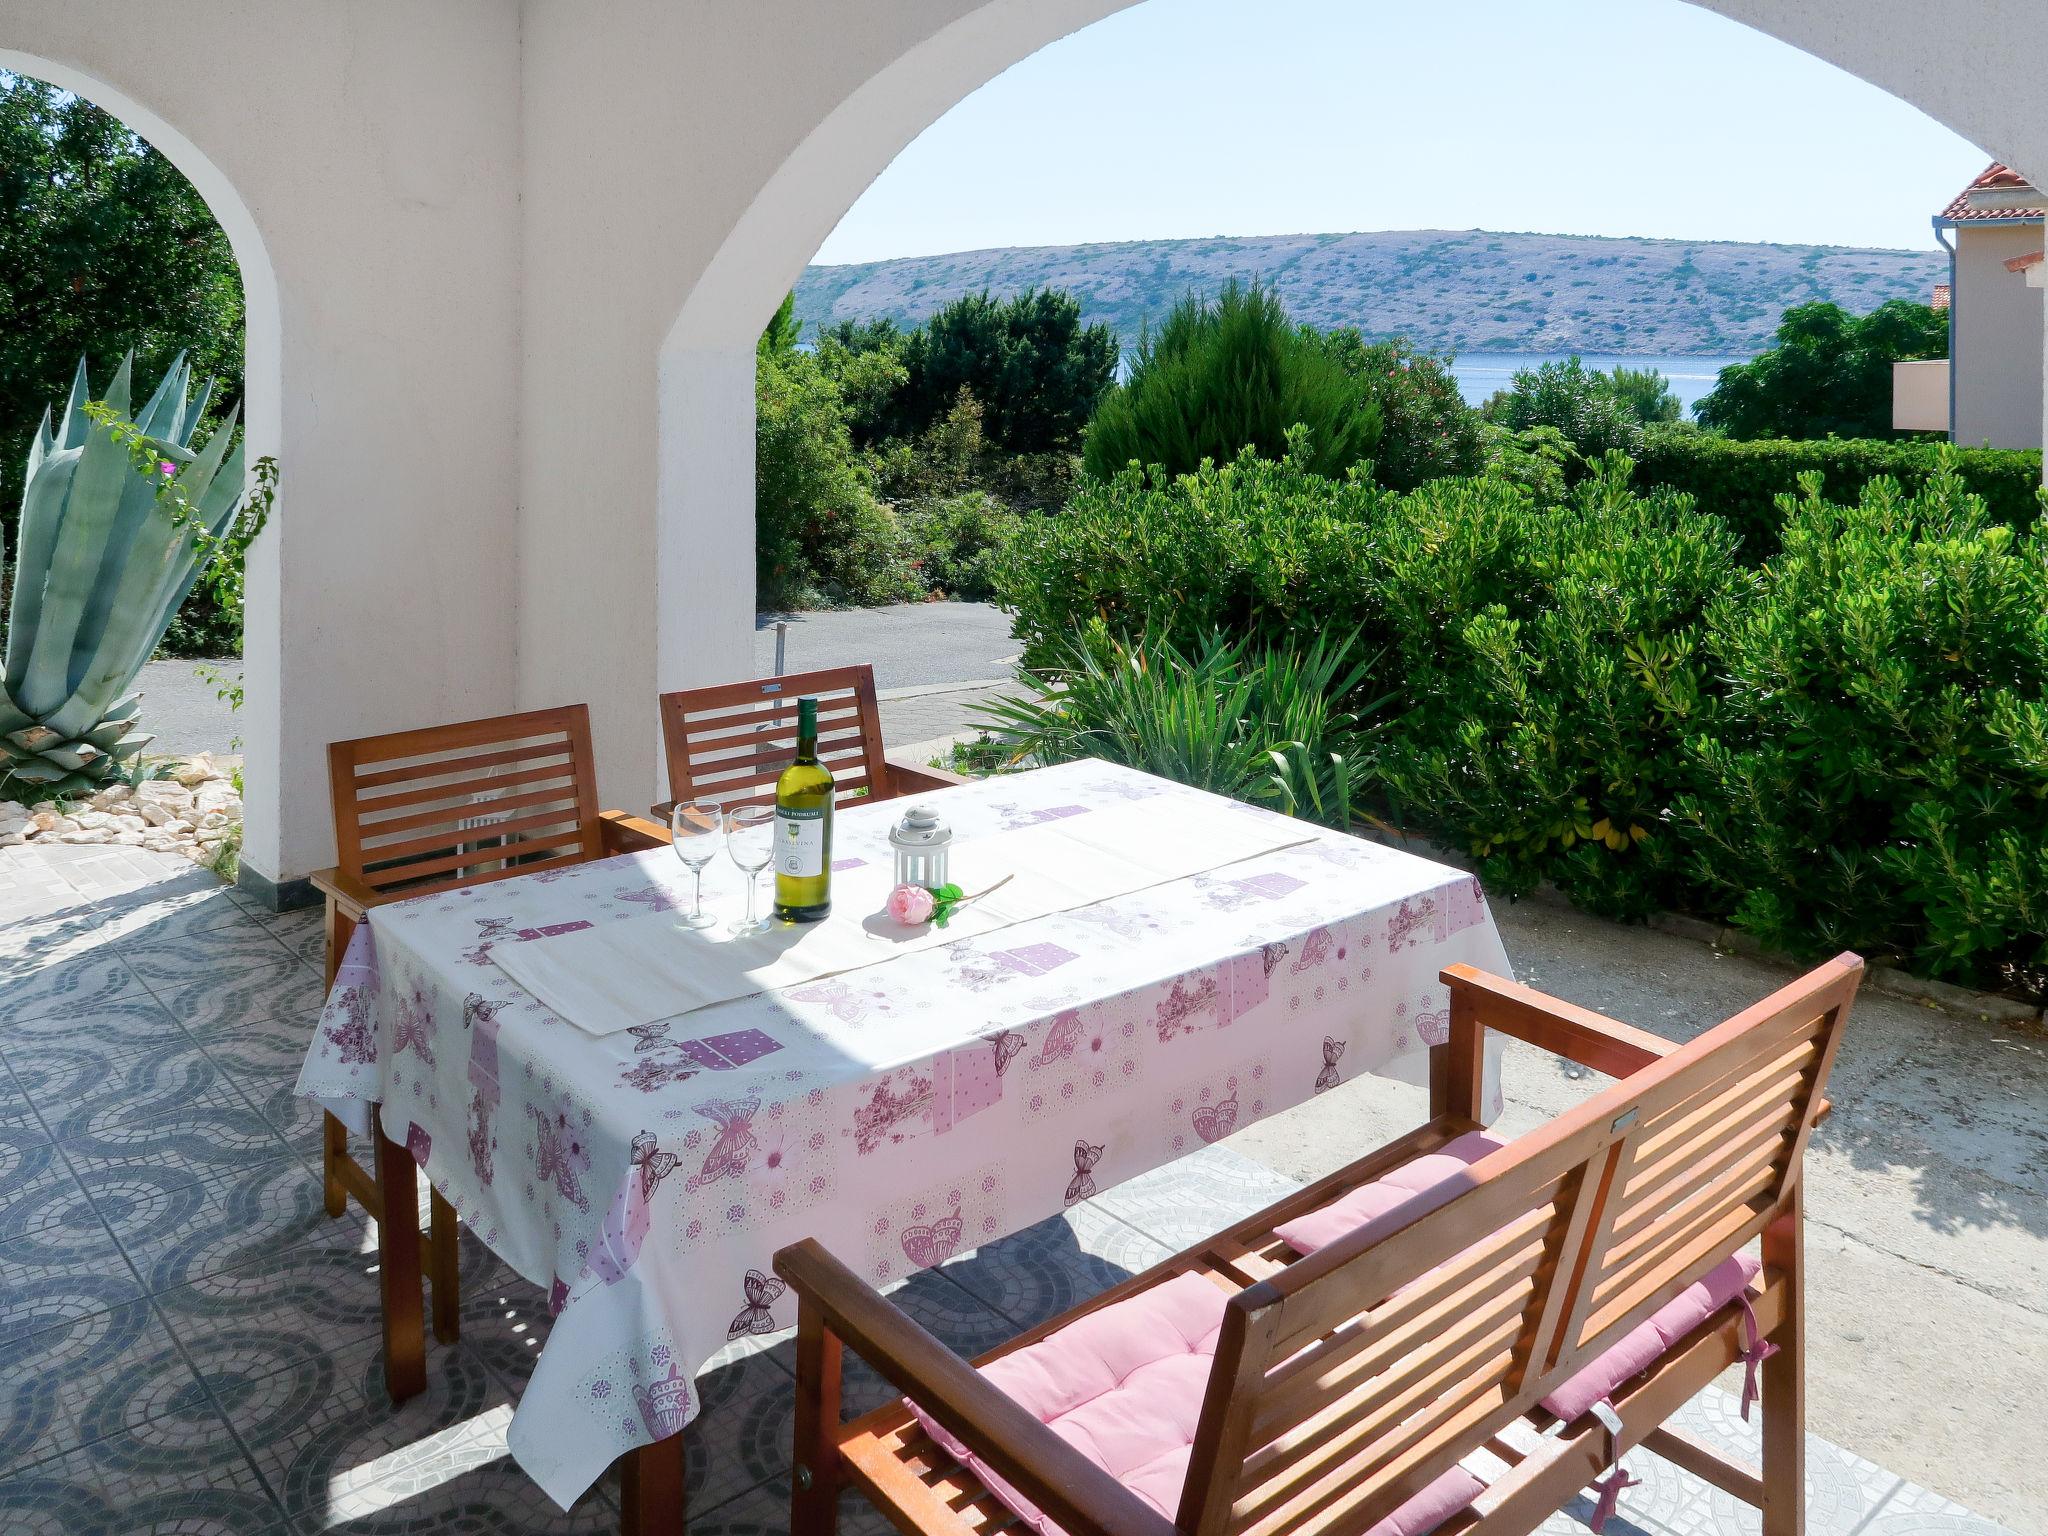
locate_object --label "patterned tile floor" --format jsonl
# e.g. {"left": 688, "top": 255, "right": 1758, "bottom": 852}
{"left": 0, "top": 843, "right": 2014, "bottom": 1535}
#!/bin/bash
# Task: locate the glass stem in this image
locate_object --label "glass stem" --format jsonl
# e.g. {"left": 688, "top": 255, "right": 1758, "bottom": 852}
{"left": 691, "top": 867, "right": 704, "bottom": 920}
{"left": 746, "top": 871, "right": 759, "bottom": 927}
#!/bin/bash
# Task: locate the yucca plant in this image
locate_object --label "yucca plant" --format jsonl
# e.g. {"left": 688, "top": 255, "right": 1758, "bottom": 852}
{"left": 1, "top": 353, "right": 247, "bottom": 800}
{"left": 972, "top": 626, "right": 1387, "bottom": 830}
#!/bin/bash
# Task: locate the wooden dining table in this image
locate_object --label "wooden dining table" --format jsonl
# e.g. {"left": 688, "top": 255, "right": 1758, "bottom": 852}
{"left": 295, "top": 758, "right": 1512, "bottom": 1532}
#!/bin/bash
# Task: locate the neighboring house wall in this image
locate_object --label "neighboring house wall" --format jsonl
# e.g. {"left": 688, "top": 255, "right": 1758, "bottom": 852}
{"left": 6, "top": 0, "right": 2048, "bottom": 886}
{"left": 1954, "top": 222, "right": 2047, "bottom": 447}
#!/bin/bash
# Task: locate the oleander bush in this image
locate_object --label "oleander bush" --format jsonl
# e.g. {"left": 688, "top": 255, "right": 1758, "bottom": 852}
{"left": 993, "top": 437, "right": 1381, "bottom": 666}
{"left": 901, "top": 490, "right": 1016, "bottom": 602}
{"left": 1480, "top": 356, "right": 1645, "bottom": 464}
{"left": 1675, "top": 468, "right": 2048, "bottom": 987}
{"left": 1372, "top": 455, "right": 1740, "bottom": 919}
{"left": 994, "top": 442, "right": 2048, "bottom": 993}
{"left": 1632, "top": 425, "right": 2045, "bottom": 555}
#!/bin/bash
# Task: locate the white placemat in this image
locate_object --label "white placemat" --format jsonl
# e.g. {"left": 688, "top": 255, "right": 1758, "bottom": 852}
{"left": 489, "top": 795, "right": 1312, "bottom": 1033}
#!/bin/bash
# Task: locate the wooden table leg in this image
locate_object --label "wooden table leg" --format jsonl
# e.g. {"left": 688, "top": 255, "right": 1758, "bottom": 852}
{"left": 373, "top": 1119, "right": 427, "bottom": 1404}
{"left": 620, "top": 1431, "right": 686, "bottom": 1536}
{"left": 429, "top": 1186, "right": 461, "bottom": 1344}
{"left": 322, "top": 1111, "right": 349, "bottom": 1218}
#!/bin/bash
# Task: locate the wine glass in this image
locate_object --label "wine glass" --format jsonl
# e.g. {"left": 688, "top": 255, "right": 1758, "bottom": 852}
{"left": 669, "top": 799, "right": 722, "bottom": 929}
{"left": 724, "top": 805, "right": 776, "bottom": 935}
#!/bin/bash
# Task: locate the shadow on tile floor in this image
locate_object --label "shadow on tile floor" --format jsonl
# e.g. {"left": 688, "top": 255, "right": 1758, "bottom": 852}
{"left": 0, "top": 843, "right": 2018, "bottom": 1535}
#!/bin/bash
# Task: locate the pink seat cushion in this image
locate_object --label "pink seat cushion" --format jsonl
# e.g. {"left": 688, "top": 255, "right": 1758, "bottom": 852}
{"left": 904, "top": 1268, "right": 1482, "bottom": 1536}
{"left": 1271, "top": 1131, "right": 1505, "bottom": 1254}
{"left": 1269, "top": 1133, "right": 1764, "bottom": 1426}
{"left": 1538, "top": 1252, "right": 1762, "bottom": 1421}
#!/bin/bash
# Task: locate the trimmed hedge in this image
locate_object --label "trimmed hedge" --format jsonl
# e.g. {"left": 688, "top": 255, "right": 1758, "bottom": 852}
{"left": 1632, "top": 427, "right": 2043, "bottom": 555}
{"left": 997, "top": 449, "right": 2048, "bottom": 994}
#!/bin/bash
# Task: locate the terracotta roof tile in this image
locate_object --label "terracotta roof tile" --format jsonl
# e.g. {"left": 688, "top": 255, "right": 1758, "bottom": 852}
{"left": 1940, "top": 162, "right": 2047, "bottom": 222}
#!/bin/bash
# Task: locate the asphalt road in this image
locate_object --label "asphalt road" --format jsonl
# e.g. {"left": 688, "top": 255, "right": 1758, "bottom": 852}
{"left": 133, "top": 602, "right": 1021, "bottom": 758}
{"left": 753, "top": 601, "right": 1017, "bottom": 690}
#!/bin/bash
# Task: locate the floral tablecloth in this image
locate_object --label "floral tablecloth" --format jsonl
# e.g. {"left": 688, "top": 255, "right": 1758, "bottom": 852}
{"left": 296, "top": 759, "right": 1511, "bottom": 1506}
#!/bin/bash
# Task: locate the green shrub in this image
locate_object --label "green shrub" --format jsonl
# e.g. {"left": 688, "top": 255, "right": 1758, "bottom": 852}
{"left": 1083, "top": 283, "right": 1382, "bottom": 482}
{"left": 1374, "top": 458, "right": 1740, "bottom": 916}
{"left": 1632, "top": 426, "right": 2044, "bottom": 555}
{"left": 1694, "top": 299, "right": 1946, "bottom": 440}
{"left": 1481, "top": 357, "right": 1644, "bottom": 462}
{"left": 1478, "top": 423, "right": 1574, "bottom": 503}
{"left": 1601, "top": 364, "right": 1681, "bottom": 425}
{"left": 993, "top": 440, "right": 1381, "bottom": 665}
{"left": 1310, "top": 331, "right": 1485, "bottom": 490}
{"left": 880, "top": 289, "right": 1117, "bottom": 454}
{"left": 1676, "top": 466, "right": 2048, "bottom": 984}
{"left": 975, "top": 627, "right": 1382, "bottom": 830}
{"left": 755, "top": 344, "right": 921, "bottom": 609}
{"left": 902, "top": 490, "right": 1016, "bottom": 602}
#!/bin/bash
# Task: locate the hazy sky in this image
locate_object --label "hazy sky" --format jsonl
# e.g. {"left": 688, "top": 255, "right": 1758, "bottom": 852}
{"left": 813, "top": 0, "right": 1991, "bottom": 266}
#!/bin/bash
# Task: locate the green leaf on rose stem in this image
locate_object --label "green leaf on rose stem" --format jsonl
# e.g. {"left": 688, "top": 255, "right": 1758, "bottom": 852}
{"left": 935, "top": 884, "right": 964, "bottom": 901}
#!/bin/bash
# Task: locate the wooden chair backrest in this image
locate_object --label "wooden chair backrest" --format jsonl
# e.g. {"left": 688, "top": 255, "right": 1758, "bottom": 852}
{"left": 658, "top": 664, "right": 891, "bottom": 811}
{"left": 327, "top": 704, "right": 606, "bottom": 898}
{"left": 1181, "top": 954, "right": 1862, "bottom": 1536}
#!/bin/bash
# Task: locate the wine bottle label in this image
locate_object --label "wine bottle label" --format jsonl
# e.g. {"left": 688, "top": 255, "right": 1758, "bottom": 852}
{"left": 775, "top": 805, "right": 826, "bottom": 878}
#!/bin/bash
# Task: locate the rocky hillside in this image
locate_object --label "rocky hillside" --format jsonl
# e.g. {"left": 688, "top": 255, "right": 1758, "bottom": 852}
{"left": 795, "top": 229, "right": 1946, "bottom": 355}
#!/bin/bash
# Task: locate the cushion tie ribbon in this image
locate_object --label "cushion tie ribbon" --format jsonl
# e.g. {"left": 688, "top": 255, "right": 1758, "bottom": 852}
{"left": 1585, "top": 1399, "right": 1638, "bottom": 1533}
{"left": 1588, "top": 1466, "right": 1641, "bottom": 1533}
{"left": 1736, "top": 1293, "right": 1780, "bottom": 1422}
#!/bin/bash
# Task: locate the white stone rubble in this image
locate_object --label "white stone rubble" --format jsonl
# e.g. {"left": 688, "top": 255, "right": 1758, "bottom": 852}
{"left": 0, "top": 754, "right": 240, "bottom": 866}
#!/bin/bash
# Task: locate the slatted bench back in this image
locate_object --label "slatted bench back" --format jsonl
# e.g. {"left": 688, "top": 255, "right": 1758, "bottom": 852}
{"left": 327, "top": 704, "right": 605, "bottom": 898}
{"left": 1182, "top": 954, "right": 1861, "bottom": 1536}
{"left": 658, "top": 664, "right": 890, "bottom": 811}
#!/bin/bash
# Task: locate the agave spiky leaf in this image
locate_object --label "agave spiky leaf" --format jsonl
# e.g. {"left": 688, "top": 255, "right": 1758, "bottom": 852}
{"left": 0, "top": 351, "right": 247, "bottom": 801}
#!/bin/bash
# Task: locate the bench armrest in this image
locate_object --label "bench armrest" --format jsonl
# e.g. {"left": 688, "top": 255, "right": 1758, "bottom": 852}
{"left": 775, "top": 1239, "right": 1177, "bottom": 1536}
{"left": 599, "top": 808, "right": 670, "bottom": 853}
{"left": 886, "top": 755, "right": 967, "bottom": 796}
{"left": 1442, "top": 965, "right": 1676, "bottom": 1079}
{"left": 309, "top": 866, "right": 380, "bottom": 921}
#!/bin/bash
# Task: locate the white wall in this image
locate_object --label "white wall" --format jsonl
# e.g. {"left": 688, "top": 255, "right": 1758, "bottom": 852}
{"left": 1953, "top": 223, "right": 2047, "bottom": 448}
{"left": 0, "top": 2, "right": 524, "bottom": 890}
{"left": 7, "top": 0, "right": 2048, "bottom": 887}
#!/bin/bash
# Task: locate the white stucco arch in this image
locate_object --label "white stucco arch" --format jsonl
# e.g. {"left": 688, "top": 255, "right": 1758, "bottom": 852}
{"left": 648, "top": 0, "right": 2046, "bottom": 795}
{"left": 4, "top": 0, "right": 2046, "bottom": 893}
{"left": 0, "top": 47, "right": 287, "bottom": 880}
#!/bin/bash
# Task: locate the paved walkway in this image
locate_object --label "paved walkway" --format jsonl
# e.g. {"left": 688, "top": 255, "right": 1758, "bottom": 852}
{"left": 137, "top": 603, "right": 1020, "bottom": 759}
{"left": 0, "top": 840, "right": 2021, "bottom": 1535}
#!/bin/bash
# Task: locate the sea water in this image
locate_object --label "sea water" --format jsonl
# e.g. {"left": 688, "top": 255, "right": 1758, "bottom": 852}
{"left": 1450, "top": 353, "right": 1750, "bottom": 417}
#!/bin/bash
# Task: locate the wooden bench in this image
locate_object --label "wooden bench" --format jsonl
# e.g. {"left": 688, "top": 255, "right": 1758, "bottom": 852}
{"left": 309, "top": 703, "right": 671, "bottom": 1405}
{"left": 654, "top": 664, "right": 963, "bottom": 820}
{"left": 776, "top": 954, "right": 1862, "bottom": 1536}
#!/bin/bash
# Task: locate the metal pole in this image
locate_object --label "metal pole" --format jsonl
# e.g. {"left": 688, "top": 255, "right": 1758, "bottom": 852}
{"left": 774, "top": 621, "right": 788, "bottom": 677}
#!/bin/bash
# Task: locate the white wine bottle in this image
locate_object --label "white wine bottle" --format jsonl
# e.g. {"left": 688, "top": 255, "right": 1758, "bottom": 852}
{"left": 773, "top": 696, "right": 833, "bottom": 921}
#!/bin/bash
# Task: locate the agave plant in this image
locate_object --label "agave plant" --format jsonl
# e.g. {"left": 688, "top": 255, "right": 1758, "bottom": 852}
{"left": 1, "top": 353, "right": 244, "bottom": 800}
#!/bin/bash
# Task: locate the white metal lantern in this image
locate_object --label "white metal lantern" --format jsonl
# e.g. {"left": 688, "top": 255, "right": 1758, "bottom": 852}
{"left": 889, "top": 805, "right": 952, "bottom": 888}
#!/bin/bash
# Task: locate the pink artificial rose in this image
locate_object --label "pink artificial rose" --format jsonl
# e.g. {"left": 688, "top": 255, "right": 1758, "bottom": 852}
{"left": 886, "top": 884, "right": 935, "bottom": 925}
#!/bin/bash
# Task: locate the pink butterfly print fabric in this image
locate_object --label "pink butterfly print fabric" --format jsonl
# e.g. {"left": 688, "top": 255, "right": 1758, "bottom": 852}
{"left": 728, "top": 1268, "right": 788, "bottom": 1338}
{"left": 900, "top": 1204, "right": 966, "bottom": 1269}
{"left": 1064, "top": 1140, "right": 1104, "bottom": 1206}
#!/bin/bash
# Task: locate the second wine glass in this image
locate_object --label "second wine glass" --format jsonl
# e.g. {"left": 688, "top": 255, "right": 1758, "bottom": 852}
{"left": 669, "top": 799, "right": 722, "bottom": 929}
{"left": 724, "top": 804, "right": 776, "bottom": 935}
